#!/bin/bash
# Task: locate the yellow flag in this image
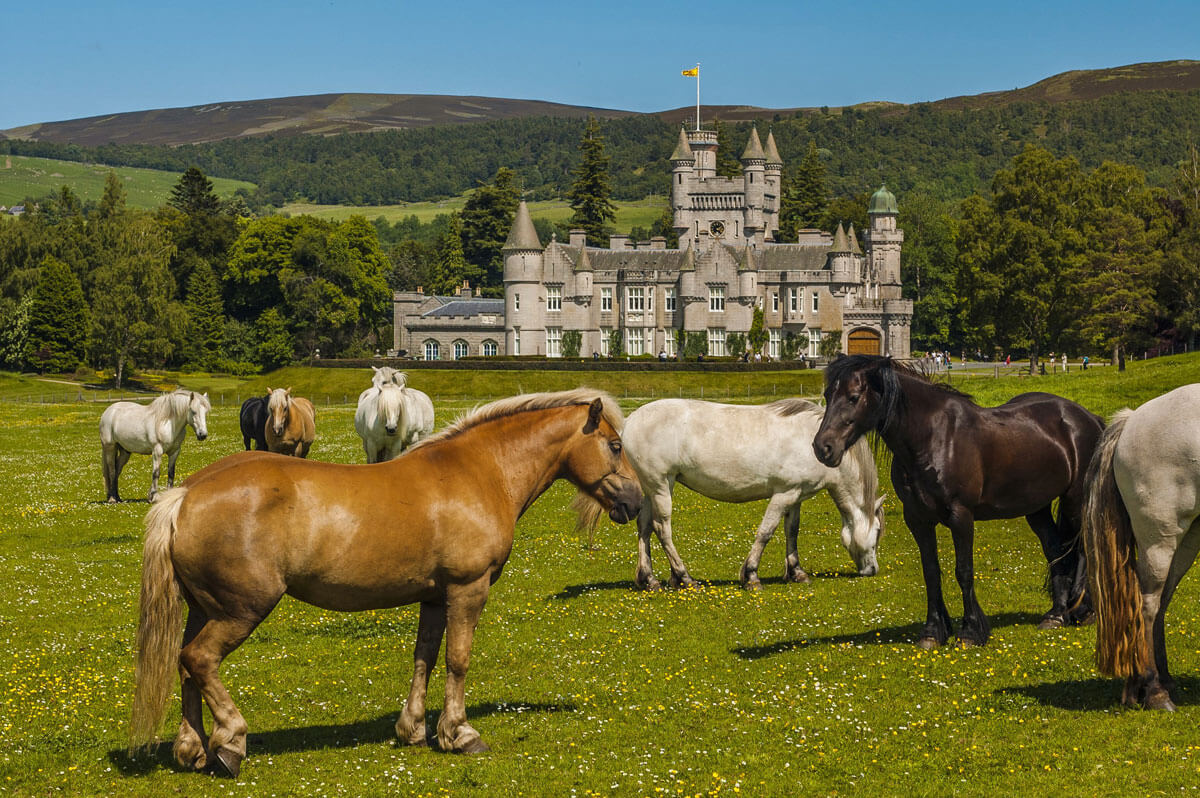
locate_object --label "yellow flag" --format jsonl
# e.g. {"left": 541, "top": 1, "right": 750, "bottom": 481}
{"left": 681, "top": 67, "right": 698, "bottom": 77}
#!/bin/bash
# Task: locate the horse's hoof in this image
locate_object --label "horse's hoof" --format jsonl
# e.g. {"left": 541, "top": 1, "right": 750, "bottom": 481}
{"left": 785, "top": 571, "right": 812, "bottom": 584}
{"left": 1146, "top": 691, "right": 1177, "bottom": 712}
{"left": 743, "top": 578, "right": 762, "bottom": 592}
{"left": 916, "top": 636, "right": 940, "bottom": 650}
{"left": 637, "top": 578, "right": 664, "bottom": 592}
{"left": 1037, "top": 615, "right": 1064, "bottom": 630}
{"left": 210, "top": 748, "right": 242, "bottom": 779}
{"left": 1071, "top": 610, "right": 1096, "bottom": 627}
{"left": 458, "top": 738, "right": 490, "bottom": 755}
{"left": 955, "top": 637, "right": 983, "bottom": 648}
{"left": 107, "top": 496, "right": 119, "bottom": 504}
{"left": 668, "top": 574, "right": 696, "bottom": 589}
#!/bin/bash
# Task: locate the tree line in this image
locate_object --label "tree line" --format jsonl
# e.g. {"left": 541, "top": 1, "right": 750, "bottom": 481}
{"left": 4, "top": 90, "right": 1199, "bottom": 208}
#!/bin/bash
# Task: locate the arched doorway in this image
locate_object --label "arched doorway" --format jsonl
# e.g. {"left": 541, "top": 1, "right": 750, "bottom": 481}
{"left": 847, "top": 328, "right": 882, "bottom": 356}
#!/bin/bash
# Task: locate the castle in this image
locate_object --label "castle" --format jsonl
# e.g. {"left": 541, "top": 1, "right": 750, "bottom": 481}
{"left": 393, "top": 127, "right": 912, "bottom": 360}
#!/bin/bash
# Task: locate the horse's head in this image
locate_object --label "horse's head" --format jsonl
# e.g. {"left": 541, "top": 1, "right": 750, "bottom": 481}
{"left": 814, "top": 355, "right": 897, "bottom": 467}
{"left": 379, "top": 384, "right": 403, "bottom": 436}
{"left": 187, "top": 392, "right": 211, "bottom": 441}
{"left": 267, "top": 388, "right": 292, "bottom": 436}
{"left": 843, "top": 494, "right": 886, "bottom": 576}
{"left": 566, "top": 398, "right": 642, "bottom": 528}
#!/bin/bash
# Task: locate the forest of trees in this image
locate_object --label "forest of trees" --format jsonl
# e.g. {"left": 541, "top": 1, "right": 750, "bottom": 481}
{"left": 4, "top": 90, "right": 1199, "bottom": 208}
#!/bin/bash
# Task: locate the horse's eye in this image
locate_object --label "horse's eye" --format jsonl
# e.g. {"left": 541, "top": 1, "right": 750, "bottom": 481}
{"left": 848, "top": 394, "right": 860, "bottom": 405}
{"left": 609, "top": 440, "right": 622, "bottom": 454}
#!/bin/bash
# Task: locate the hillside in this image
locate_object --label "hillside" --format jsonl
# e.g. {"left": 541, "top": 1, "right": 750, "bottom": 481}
{"left": 4, "top": 61, "right": 1198, "bottom": 148}
{"left": 1, "top": 94, "right": 636, "bottom": 147}
{"left": 0, "top": 154, "right": 255, "bottom": 208}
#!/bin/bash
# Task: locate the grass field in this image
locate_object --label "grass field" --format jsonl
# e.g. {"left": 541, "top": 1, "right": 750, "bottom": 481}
{"left": 0, "top": 155, "right": 256, "bottom": 210}
{"left": 281, "top": 197, "right": 668, "bottom": 235}
{"left": 2, "top": 357, "right": 1200, "bottom": 795}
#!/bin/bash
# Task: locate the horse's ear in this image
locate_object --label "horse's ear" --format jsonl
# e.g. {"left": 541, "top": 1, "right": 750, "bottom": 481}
{"left": 584, "top": 398, "right": 604, "bottom": 432}
{"left": 372, "top": 366, "right": 380, "bottom": 373}
{"left": 267, "top": 387, "right": 274, "bottom": 394}
{"left": 875, "top": 495, "right": 887, "bottom": 514}
{"left": 286, "top": 387, "right": 292, "bottom": 394}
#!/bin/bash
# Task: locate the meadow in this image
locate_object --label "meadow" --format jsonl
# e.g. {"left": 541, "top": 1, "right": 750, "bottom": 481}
{"left": 281, "top": 197, "right": 667, "bottom": 234}
{"left": 0, "top": 156, "right": 255, "bottom": 209}
{"left": 2, "top": 358, "right": 1199, "bottom": 796}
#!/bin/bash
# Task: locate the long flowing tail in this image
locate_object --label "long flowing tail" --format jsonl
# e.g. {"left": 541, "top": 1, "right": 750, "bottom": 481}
{"left": 1082, "top": 410, "right": 1149, "bottom": 677}
{"left": 129, "top": 487, "right": 188, "bottom": 751}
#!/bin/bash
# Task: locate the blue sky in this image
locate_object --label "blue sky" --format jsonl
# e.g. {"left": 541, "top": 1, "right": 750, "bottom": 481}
{"left": 2, "top": 0, "right": 1196, "bottom": 131}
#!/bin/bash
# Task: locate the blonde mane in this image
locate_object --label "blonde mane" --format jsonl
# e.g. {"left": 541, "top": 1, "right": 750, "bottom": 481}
{"left": 150, "top": 390, "right": 197, "bottom": 424}
{"left": 765, "top": 397, "right": 821, "bottom": 417}
{"left": 411, "top": 388, "right": 625, "bottom": 450}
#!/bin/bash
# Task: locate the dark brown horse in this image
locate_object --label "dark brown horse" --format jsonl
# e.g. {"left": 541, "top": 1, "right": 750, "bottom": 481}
{"left": 129, "top": 390, "right": 642, "bottom": 778}
{"left": 813, "top": 355, "right": 1103, "bottom": 648}
{"left": 238, "top": 395, "right": 269, "bottom": 451}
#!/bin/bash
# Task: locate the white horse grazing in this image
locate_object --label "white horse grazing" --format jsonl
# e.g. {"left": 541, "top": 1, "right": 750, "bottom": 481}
{"left": 99, "top": 390, "right": 211, "bottom": 503}
{"left": 354, "top": 380, "right": 434, "bottom": 463}
{"left": 622, "top": 398, "right": 885, "bottom": 590}
{"left": 1085, "top": 384, "right": 1200, "bottom": 711}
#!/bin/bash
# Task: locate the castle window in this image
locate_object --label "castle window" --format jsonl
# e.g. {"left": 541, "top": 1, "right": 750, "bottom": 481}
{"left": 709, "top": 286, "right": 725, "bottom": 312}
{"left": 769, "top": 329, "right": 781, "bottom": 358}
{"left": 547, "top": 285, "right": 562, "bottom": 312}
{"left": 812, "top": 292, "right": 819, "bottom": 313}
{"left": 514, "top": 292, "right": 520, "bottom": 311}
{"left": 626, "top": 327, "right": 646, "bottom": 356}
{"left": 771, "top": 292, "right": 779, "bottom": 313}
{"left": 665, "top": 287, "right": 676, "bottom": 312}
{"left": 423, "top": 340, "right": 440, "bottom": 361}
{"left": 707, "top": 328, "right": 726, "bottom": 357}
{"left": 664, "top": 333, "right": 677, "bottom": 357}
{"left": 452, "top": 340, "right": 469, "bottom": 360}
{"left": 546, "top": 327, "right": 562, "bottom": 357}
{"left": 808, "top": 328, "right": 822, "bottom": 358}
{"left": 482, "top": 340, "right": 498, "bottom": 357}
{"left": 627, "top": 286, "right": 645, "bottom": 313}
{"left": 600, "top": 326, "right": 612, "bottom": 356}
{"left": 789, "top": 288, "right": 798, "bottom": 314}
{"left": 513, "top": 332, "right": 521, "bottom": 356}
{"left": 601, "top": 287, "right": 612, "bottom": 312}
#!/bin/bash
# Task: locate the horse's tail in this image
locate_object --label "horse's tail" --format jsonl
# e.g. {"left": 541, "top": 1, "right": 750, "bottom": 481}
{"left": 1083, "top": 410, "right": 1148, "bottom": 677}
{"left": 129, "top": 487, "right": 188, "bottom": 752}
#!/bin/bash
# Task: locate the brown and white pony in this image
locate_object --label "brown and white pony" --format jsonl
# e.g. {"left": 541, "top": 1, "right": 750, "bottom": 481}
{"left": 129, "top": 389, "right": 641, "bottom": 777}
{"left": 264, "top": 387, "right": 315, "bottom": 457}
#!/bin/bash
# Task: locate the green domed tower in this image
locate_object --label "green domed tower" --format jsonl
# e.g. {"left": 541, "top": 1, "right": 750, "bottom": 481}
{"left": 864, "top": 184, "right": 902, "bottom": 300}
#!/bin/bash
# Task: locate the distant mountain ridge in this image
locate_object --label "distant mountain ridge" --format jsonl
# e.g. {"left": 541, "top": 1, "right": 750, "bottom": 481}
{"left": 5, "top": 60, "right": 1199, "bottom": 147}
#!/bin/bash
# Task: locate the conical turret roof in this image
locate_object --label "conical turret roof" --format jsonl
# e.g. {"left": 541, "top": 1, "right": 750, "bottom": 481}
{"left": 831, "top": 223, "right": 850, "bottom": 253}
{"left": 502, "top": 200, "right": 542, "bottom": 251}
{"left": 670, "top": 127, "right": 695, "bottom": 162}
{"left": 847, "top": 223, "right": 862, "bottom": 255}
{"left": 740, "top": 127, "right": 766, "bottom": 162}
{"left": 574, "top": 244, "right": 592, "bottom": 272}
{"left": 764, "top": 130, "right": 783, "bottom": 166}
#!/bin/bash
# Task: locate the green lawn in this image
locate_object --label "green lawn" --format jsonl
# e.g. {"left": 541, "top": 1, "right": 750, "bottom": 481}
{"left": 0, "top": 156, "right": 255, "bottom": 209}
{"left": 282, "top": 197, "right": 667, "bottom": 236}
{"left": 2, "top": 356, "right": 1199, "bottom": 795}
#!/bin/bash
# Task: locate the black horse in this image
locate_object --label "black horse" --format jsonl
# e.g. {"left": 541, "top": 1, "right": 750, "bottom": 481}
{"left": 239, "top": 395, "right": 270, "bottom": 451}
{"left": 812, "top": 355, "right": 1103, "bottom": 648}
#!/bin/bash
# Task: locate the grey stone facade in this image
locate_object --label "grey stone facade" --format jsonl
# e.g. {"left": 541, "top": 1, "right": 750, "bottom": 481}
{"left": 394, "top": 127, "right": 912, "bottom": 360}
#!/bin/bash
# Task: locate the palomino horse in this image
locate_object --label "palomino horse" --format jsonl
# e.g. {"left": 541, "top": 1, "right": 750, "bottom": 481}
{"left": 238, "top": 395, "right": 269, "bottom": 451}
{"left": 264, "top": 388, "right": 315, "bottom": 457}
{"left": 371, "top": 365, "right": 406, "bottom": 389}
{"left": 813, "top": 355, "right": 1103, "bottom": 648}
{"left": 621, "top": 398, "right": 885, "bottom": 590}
{"left": 99, "top": 390, "right": 211, "bottom": 502}
{"left": 354, "top": 377, "right": 435, "bottom": 463}
{"left": 1085, "top": 384, "right": 1200, "bottom": 711}
{"left": 129, "top": 390, "right": 642, "bottom": 777}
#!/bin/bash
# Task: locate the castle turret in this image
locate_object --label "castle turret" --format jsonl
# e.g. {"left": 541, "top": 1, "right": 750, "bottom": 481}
{"left": 763, "top": 130, "right": 783, "bottom": 240}
{"left": 865, "top": 185, "right": 903, "bottom": 300}
{"left": 670, "top": 127, "right": 696, "bottom": 241}
{"left": 741, "top": 127, "right": 766, "bottom": 245}
{"left": 686, "top": 128, "right": 718, "bottom": 179}
{"left": 830, "top": 222, "right": 854, "bottom": 282}
{"left": 502, "top": 200, "right": 544, "bottom": 355}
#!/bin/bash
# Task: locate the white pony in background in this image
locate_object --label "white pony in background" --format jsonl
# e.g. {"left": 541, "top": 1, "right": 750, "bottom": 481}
{"left": 354, "top": 369, "right": 434, "bottom": 463}
{"left": 621, "top": 398, "right": 885, "bottom": 590}
{"left": 99, "top": 389, "right": 211, "bottom": 502}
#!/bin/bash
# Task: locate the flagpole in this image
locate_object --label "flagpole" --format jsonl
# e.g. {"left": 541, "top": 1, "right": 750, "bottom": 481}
{"left": 695, "top": 63, "right": 701, "bottom": 131}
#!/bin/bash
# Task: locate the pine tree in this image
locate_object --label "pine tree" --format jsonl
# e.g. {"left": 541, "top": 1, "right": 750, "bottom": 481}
{"left": 183, "top": 262, "right": 225, "bottom": 369}
{"left": 779, "top": 141, "right": 828, "bottom": 240}
{"left": 461, "top": 167, "right": 521, "bottom": 293}
{"left": 567, "top": 116, "right": 617, "bottom": 247}
{"left": 26, "top": 256, "right": 89, "bottom": 373}
{"left": 714, "top": 120, "right": 742, "bottom": 179}
{"left": 432, "top": 212, "right": 476, "bottom": 295}
{"left": 169, "top": 167, "right": 222, "bottom": 216}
